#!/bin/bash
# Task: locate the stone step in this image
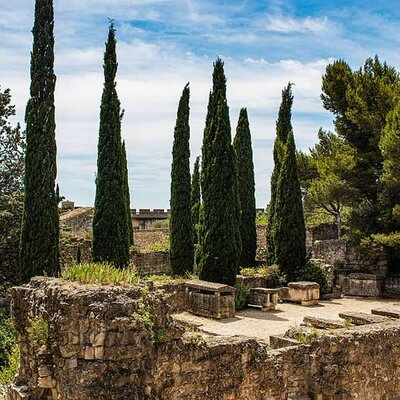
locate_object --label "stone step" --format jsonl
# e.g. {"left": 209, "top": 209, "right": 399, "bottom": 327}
{"left": 303, "top": 316, "right": 345, "bottom": 329}
{"left": 371, "top": 308, "right": 400, "bottom": 319}
{"left": 338, "top": 311, "right": 387, "bottom": 325}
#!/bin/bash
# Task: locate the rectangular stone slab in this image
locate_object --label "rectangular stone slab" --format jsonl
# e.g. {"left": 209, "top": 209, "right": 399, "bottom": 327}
{"left": 338, "top": 311, "right": 387, "bottom": 325}
{"left": 371, "top": 308, "right": 400, "bottom": 319}
{"left": 303, "top": 316, "right": 345, "bottom": 329}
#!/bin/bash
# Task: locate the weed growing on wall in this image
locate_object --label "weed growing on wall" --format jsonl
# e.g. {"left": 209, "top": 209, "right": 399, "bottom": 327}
{"left": 27, "top": 316, "right": 48, "bottom": 346}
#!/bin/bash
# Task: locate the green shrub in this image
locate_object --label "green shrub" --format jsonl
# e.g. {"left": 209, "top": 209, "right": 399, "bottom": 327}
{"left": 240, "top": 265, "right": 286, "bottom": 287}
{"left": 62, "top": 263, "right": 139, "bottom": 286}
{"left": 235, "top": 282, "right": 249, "bottom": 310}
{"left": 0, "top": 345, "right": 20, "bottom": 391}
{"left": 255, "top": 211, "right": 268, "bottom": 226}
{"left": 148, "top": 219, "right": 169, "bottom": 229}
{"left": 0, "top": 309, "right": 16, "bottom": 368}
{"left": 295, "top": 259, "right": 331, "bottom": 294}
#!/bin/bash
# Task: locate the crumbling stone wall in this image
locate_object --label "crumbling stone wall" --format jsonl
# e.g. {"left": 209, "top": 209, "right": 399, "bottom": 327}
{"left": 133, "top": 229, "right": 169, "bottom": 251}
{"left": 10, "top": 278, "right": 400, "bottom": 400}
{"left": 311, "top": 239, "right": 389, "bottom": 277}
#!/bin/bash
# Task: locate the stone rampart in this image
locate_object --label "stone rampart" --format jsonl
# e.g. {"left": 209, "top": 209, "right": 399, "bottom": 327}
{"left": 9, "top": 278, "right": 400, "bottom": 400}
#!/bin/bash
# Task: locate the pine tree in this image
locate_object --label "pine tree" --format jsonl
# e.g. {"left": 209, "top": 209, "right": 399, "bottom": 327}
{"left": 92, "top": 22, "right": 130, "bottom": 268}
{"left": 266, "top": 83, "right": 293, "bottom": 265}
{"left": 169, "top": 84, "right": 194, "bottom": 275}
{"left": 191, "top": 156, "right": 201, "bottom": 245}
{"left": 233, "top": 108, "right": 257, "bottom": 267}
{"left": 19, "top": 0, "right": 59, "bottom": 281}
{"left": 199, "top": 59, "right": 240, "bottom": 286}
{"left": 122, "top": 141, "right": 133, "bottom": 246}
{"left": 273, "top": 131, "right": 306, "bottom": 279}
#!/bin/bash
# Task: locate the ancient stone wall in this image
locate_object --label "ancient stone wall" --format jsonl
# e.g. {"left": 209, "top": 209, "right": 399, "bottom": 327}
{"left": 306, "top": 222, "right": 338, "bottom": 248}
{"left": 311, "top": 239, "right": 389, "bottom": 277}
{"left": 9, "top": 278, "right": 400, "bottom": 400}
{"left": 133, "top": 229, "right": 169, "bottom": 251}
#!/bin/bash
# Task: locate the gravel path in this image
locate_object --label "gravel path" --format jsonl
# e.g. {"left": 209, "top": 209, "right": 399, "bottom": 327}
{"left": 174, "top": 297, "right": 400, "bottom": 343}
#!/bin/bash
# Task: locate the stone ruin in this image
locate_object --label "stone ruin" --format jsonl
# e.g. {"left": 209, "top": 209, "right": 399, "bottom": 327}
{"left": 8, "top": 277, "right": 400, "bottom": 400}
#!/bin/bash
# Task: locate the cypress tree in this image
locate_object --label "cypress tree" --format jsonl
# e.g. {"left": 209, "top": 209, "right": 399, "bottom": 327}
{"left": 273, "top": 131, "right": 306, "bottom": 279}
{"left": 92, "top": 22, "right": 130, "bottom": 268}
{"left": 122, "top": 140, "right": 133, "bottom": 246}
{"left": 199, "top": 59, "right": 240, "bottom": 286}
{"left": 20, "top": 0, "right": 59, "bottom": 281}
{"left": 169, "top": 84, "right": 194, "bottom": 275}
{"left": 266, "top": 83, "right": 293, "bottom": 265}
{"left": 233, "top": 108, "right": 257, "bottom": 267}
{"left": 191, "top": 156, "right": 201, "bottom": 245}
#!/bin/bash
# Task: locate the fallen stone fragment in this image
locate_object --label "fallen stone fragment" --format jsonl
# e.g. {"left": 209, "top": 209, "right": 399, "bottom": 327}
{"left": 371, "top": 308, "right": 400, "bottom": 319}
{"left": 338, "top": 311, "right": 386, "bottom": 325}
{"left": 303, "top": 316, "right": 345, "bottom": 329}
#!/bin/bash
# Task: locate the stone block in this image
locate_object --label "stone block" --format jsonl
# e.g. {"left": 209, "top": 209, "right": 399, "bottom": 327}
{"left": 280, "top": 282, "right": 320, "bottom": 306}
{"left": 303, "top": 316, "right": 345, "bottom": 329}
{"left": 248, "top": 288, "right": 279, "bottom": 311}
{"left": 338, "top": 312, "right": 387, "bottom": 325}
{"left": 371, "top": 308, "right": 400, "bottom": 319}
{"left": 342, "top": 274, "right": 383, "bottom": 297}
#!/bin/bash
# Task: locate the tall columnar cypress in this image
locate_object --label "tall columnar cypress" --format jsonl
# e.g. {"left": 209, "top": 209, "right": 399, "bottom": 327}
{"left": 233, "top": 108, "right": 257, "bottom": 267}
{"left": 273, "top": 131, "right": 306, "bottom": 279}
{"left": 20, "top": 0, "right": 59, "bottom": 281}
{"left": 191, "top": 156, "right": 201, "bottom": 245}
{"left": 92, "top": 23, "right": 130, "bottom": 268}
{"left": 199, "top": 59, "right": 240, "bottom": 286}
{"left": 169, "top": 84, "right": 194, "bottom": 275}
{"left": 122, "top": 140, "right": 133, "bottom": 246}
{"left": 266, "top": 83, "right": 293, "bottom": 265}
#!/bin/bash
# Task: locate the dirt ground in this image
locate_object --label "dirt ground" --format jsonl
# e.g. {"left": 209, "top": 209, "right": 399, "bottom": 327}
{"left": 174, "top": 296, "right": 400, "bottom": 343}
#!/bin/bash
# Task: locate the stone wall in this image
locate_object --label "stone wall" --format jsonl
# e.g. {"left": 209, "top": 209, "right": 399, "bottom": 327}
{"left": 306, "top": 222, "right": 338, "bottom": 248}
{"left": 60, "top": 238, "right": 171, "bottom": 277}
{"left": 311, "top": 239, "right": 389, "bottom": 277}
{"left": 133, "top": 229, "right": 169, "bottom": 251}
{"left": 256, "top": 225, "right": 266, "bottom": 261}
{"left": 9, "top": 278, "right": 400, "bottom": 400}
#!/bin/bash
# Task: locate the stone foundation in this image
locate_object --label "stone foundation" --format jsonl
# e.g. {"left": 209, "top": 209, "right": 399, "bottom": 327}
{"left": 10, "top": 278, "right": 400, "bottom": 400}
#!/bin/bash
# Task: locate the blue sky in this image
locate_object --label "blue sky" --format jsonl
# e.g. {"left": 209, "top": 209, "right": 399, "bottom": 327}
{"left": 1, "top": 0, "right": 400, "bottom": 208}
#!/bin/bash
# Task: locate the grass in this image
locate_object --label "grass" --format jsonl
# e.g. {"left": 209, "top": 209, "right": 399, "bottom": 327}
{"left": 0, "top": 345, "right": 20, "bottom": 395}
{"left": 27, "top": 316, "right": 48, "bottom": 346}
{"left": 62, "top": 262, "right": 140, "bottom": 286}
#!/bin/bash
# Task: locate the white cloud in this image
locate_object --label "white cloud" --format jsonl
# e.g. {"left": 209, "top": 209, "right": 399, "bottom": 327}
{"left": 265, "top": 15, "right": 329, "bottom": 34}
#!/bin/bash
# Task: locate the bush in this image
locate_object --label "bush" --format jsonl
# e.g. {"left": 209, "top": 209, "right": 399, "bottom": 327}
{"left": 235, "top": 281, "right": 249, "bottom": 310}
{"left": 295, "top": 259, "right": 331, "bottom": 294}
{"left": 61, "top": 262, "right": 139, "bottom": 286}
{"left": 240, "top": 265, "right": 286, "bottom": 287}
{"left": 0, "top": 308, "right": 15, "bottom": 368}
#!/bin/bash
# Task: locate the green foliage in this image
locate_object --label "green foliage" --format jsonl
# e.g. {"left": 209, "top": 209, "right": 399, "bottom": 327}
{"left": 321, "top": 56, "right": 400, "bottom": 238}
{"left": 240, "top": 265, "right": 286, "bottom": 287}
{"left": 191, "top": 156, "right": 201, "bottom": 245}
{"left": 148, "top": 219, "right": 169, "bottom": 229}
{"left": 27, "top": 316, "right": 48, "bottom": 346}
{"left": 0, "top": 309, "right": 16, "bottom": 368}
{"left": 0, "top": 345, "right": 20, "bottom": 392}
{"left": 20, "top": 0, "right": 60, "bottom": 282}
{"left": 368, "top": 232, "right": 400, "bottom": 250}
{"left": 235, "top": 281, "right": 249, "bottom": 310}
{"left": 256, "top": 211, "right": 268, "bottom": 225}
{"left": 298, "top": 129, "right": 358, "bottom": 236}
{"left": 122, "top": 141, "right": 134, "bottom": 246}
{"left": 170, "top": 84, "right": 194, "bottom": 275}
{"left": 92, "top": 22, "right": 130, "bottom": 268}
{"left": 295, "top": 259, "right": 331, "bottom": 295}
{"left": 147, "top": 236, "right": 170, "bottom": 252}
{"left": 233, "top": 108, "right": 257, "bottom": 267}
{"left": 62, "top": 262, "right": 139, "bottom": 286}
{"left": 199, "top": 59, "right": 241, "bottom": 286}
{"left": 273, "top": 131, "right": 306, "bottom": 280}
{"left": 266, "top": 83, "right": 294, "bottom": 265}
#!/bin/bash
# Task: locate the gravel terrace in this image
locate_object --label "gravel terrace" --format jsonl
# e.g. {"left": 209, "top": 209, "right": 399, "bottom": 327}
{"left": 173, "top": 297, "right": 400, "bottom": 343}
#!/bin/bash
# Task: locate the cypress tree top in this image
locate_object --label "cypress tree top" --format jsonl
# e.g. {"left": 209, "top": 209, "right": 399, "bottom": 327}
{"left": 20, "top": 0, "right": 59, "bottom": 281}
{"left": 233, "top": 108, "right": 256, "bottom": 267}
{"left": 92, "top": 22, "right": 130, "bottom": 268}
{"left": 169, "top": 83, "right": 194, "bottom": 275}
